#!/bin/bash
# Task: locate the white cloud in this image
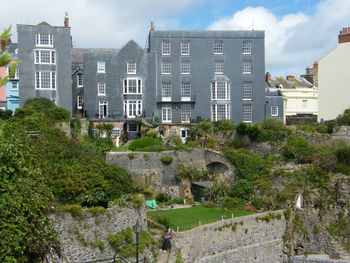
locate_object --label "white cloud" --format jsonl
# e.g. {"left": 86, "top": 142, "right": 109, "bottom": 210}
{"left": 1, "top": 0, "right": 200, "bottom": 48}
{"left": 208, "top": 0, "right": 350, "bottom": 77}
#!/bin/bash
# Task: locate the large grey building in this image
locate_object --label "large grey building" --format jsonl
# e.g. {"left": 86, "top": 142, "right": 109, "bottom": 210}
{"left": 17, "top": 19, "right": 72, "bottom": 112}
{"left": 17, "top": 20, "right": 266, "bottom": 138}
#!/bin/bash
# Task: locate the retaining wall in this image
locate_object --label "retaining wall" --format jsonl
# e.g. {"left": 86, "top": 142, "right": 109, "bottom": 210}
{"left": 168, "top": 210, "right": 286, "bottom": 263}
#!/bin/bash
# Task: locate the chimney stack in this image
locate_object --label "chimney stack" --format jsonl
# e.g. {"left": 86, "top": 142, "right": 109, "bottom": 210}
{"left": 338, "top": 26, "right": 350, "bottom": 43}
{"left": 64, "top": 12, "right": 69, "bottom": 27}
{"left": 265, "top": 72, "right": 271, "bottom": 83}
{"left": 150, "top": 21, "right": 154, "bottom": 32}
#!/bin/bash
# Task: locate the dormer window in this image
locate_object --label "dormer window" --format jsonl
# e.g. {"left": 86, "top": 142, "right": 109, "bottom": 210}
{"left": 35, "top": 33, "right": 53, "bottom": 47}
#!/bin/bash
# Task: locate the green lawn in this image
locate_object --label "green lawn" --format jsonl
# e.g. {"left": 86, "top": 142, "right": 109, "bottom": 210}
{"left": 147, "top": 206, "right": 256, "bottom": 231}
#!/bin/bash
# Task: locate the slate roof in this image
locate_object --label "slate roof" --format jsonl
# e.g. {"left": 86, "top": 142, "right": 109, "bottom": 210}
{"left": 71, "top": 48, "right": 119, "bottom": 63}
{"left": 267, "top": 76, "right": 314, "bottom": 89}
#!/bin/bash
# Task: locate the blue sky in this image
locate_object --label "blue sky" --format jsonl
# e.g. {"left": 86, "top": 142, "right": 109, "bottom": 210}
{"left": 2, "top": 0, "right": 350, "bottom": 78}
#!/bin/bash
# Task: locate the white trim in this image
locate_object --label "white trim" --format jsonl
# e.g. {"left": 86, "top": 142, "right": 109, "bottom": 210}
{"left": 35, "top": 71, "right": 56, "bottom": 90}
{"left": 35, "top": 33, "right": 53, "bottom": 47}
{"left": 181, "top": 41, "right": 190, "bottom": 55}
{"left": 123, "top": 78, "right": 142, "bottom": 94}
{"left": 34, "top": 49, "right": 56, "bottom": 64}
{"left": 214, "top": 40, "right": 223, "bottom": 54}
{"left": 77, "top": 96, "right": 83, "bottom": 109}
{"left": 162, "top": 106, "right": 172, "bottom": 123}
{"left": 161, "top": 61, "right": 171, "bottom": 75}
{"left": 180, "top": 61, "right": 191, "bottom": 74}
{"left": 124, "top": 100, "right": 142, "bottom": 118}
{"left": 127, "top": 62, "right": 136, "bottom": 74}
{"left": 97, "top": 61, "right": 105, "bottom": 73}
{"left": 271, "top": 106, "right": 278, "bottom": 116}
{"left": 243, "top": 61, "right": 252, "bottom": 75}
{"left": 77, "top": 73, "right": 83, "bottom": 87}
{"left": 242, "top": 40, "right": 252, "bottom": 54}
{"left": 162, "top": 41, "right": 171, "bottom": 55}
{"left": 99, "top": 101, "right": 108, "bottom": 118}
{"left": 97, "top": 82, "right": 106, "bottom": 96}
{"left": 211, "top": 81, "right": 230, "bottom": 100}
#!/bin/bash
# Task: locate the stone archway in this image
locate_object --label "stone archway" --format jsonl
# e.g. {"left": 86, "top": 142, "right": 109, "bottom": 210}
{"left": 206, "top": 160, "right": 230, "bottom": 179}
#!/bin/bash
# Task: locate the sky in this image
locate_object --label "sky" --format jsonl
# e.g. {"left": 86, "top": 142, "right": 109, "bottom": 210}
{"left": 2, "top": 0, "right": 350, "bottom": 77}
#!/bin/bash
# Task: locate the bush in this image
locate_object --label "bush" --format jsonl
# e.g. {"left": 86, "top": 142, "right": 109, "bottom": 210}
{"left": 223, "top": 197, "right": 245, "bottom": 210}
{"left": 165, "top": 134, "right": 183, "bottom": 148}
{"left": 202, "top": 201, "right": 215, "bottom": 208}
{"left": 62, "top": 204, "right": 84, "bottom": 217}
{"left": 173, "top": 197, "right": 184, "bottom": 204}
{"left": 336, "top": 145, "right": 350, "bottom": 166}
{"left": 283, "top": 136, "right": 311, "bottom": 163}
{"left": 128, "top": 137, "right": 164, "bottom": 152}
{"left": 161, "top": 155, "right": 173, "bottom": 165}
{"left": 230, "top": 179, "right": 252, "bottom": 200}
{"left": 214, "top": 120, "right": 235, "bottom": 132}
{"left": 251, "top": 197, "right": 264, "bottom": 209}
{"left": 146, "top": 129, "right": 158, "bottom": 138}
{"left": 257, "top": 119, "right": 291, "bottom": 142}
{"left": 228, "top": 139, "right": 245, "bottom": 149}
{"left": 236, "top": 122, "right": 248, "bottom": 135}
{"left": 176, "top": 163, "right": 208, "bottom": 181}
{"left": 133, "top": 195, "right": 144, "bottom": 208}
{"left": 155, "top": 192, "right": 171, "bottom": 203}
{"left": 204, "top": 181, "right": 229, "bottom": 201}
{"left": 0, "top": 109, "right": 12, "bottom": 120}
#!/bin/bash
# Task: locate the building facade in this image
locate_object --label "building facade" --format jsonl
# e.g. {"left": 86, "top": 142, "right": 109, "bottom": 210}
{"left": 17, "top": 20, "right": 72, "bottom": 113}
{"left": 318, "top": 27, "right": 350, "bottom": 121}
{"left": 16, "top": 19, "right": 266, "bottom": 138}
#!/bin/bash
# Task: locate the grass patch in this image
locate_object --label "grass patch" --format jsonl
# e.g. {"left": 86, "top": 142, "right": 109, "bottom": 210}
{"left": 147, "top": 206, "right": 255, "bottom": 231}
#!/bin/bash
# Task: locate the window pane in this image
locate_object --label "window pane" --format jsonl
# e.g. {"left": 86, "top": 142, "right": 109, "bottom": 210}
{"left": 181, "top": 41, "right": 190, "bottom": 55}
{"left": 243, "top": 61, "right": 252, "bottom": 74}
{"left": 181, "top": 82, "right": 191, "bottom": 99}
{"left": 243, "top": 104, "right": 252, "bottom": 122}
{"left": 214, "top": 40, "right": 223, "bottom": 54}
{"left": 162, "top": 41, "right": 171, "bottom": 55}
{"left": 243, "top": 83, "right": 252, "bottom": 100}
{"left": 181, "top": 105, "right": 191, "bottom": 122}
{"left": 161, "top": 61, "right": 171, "bottom": 74}
{"left": 181, "top": 61, "right": 190, "bottom": 74}
{"left": 162, "top": 82, "right": 171, "bottom": 99}
{"left": 242, "top": 41, "right": 252, "bottom": 54}
{"left": 214, "top": 60, "right": 224, "bottom": 74}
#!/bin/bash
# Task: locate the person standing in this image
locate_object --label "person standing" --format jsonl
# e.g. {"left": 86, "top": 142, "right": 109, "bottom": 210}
{"left": 161, "top": 227, "right": 173, "bottom": 252}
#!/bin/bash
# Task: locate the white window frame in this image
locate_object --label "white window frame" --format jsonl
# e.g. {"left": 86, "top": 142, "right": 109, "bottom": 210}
{"left": 271, "top": 106, "right": 278, "bottom": 117}
{"left": 242, "top": 41, "right": 252, "bottom": 54}
{"left": 214, "top": 40, "right": 223, "bottom": 54}
{"left": 7, "top": 65, "right": 19, "bottom": 79}
{"left": 97, "top": 61, "right": 105, "bottom": 73}
{"left": 97, "top": 82, "right": 106, "bottom": 96}
{"left": 211, "top": 104, "right": 230, "bottom": 121}
{"left": 242, "top": 82, "right": 252, "bottom": 101}
{"left": 127, "top": 62, "right": 136, "bottom": 74}
{"left": 123, "top": 78, "right": 142, "bottom": 94}
{"left": 161, "top": 82, "right": 172, "bottom": 101}
{"left": 181, "top": 61, "right": 190, "bottom": 74}
{"left": 124, "top": 100, "right": 142, "bottom": 118}
{"left": 211, "top": 81, "right": 230, "bottom": 100}
{"left": 161, "top": 61, "right": 171, "bottom": 75}
{"left": 77, "top": 73, "right": 83, "bottom": 87}
{"left": 99, "top": 101, "right": 108, "bottom": 118}
{"left": 243, "top": 61, "right": 252, "bottom": 75}
{"left": 181, "top": 105, "right": 191, "bottom": 123}
{"left": 162, "top": 41, "right": 171, "bottom": 55}
{"left": 214, "top": 60, "right": 224, "bottom": 75}
{"left": 11, "top": 81, "right": 18, "bottom": 90}
{"left": 112, "top": 127, "right": 121, "bottom": 138}
{"left": 162, "top": 106, "right": 172, "bottom": 123}
{"left": 77, "top": 96, "right": 83, "bottom": 109}
{"left": 181, "top": 82, "right": 191, "bottom": 101}
{"left": 34, "top": 49, "right": 56, "bottom": 64}
{"left": 35, "top": 33, "right": 53, "bottom": 47}
{"left": 243, "top": 104, "right": 252, "bottom": 123}
{"left": 35, "top": 71, "right": 56, "bottom": 90}
{"left": 181, "top": 41, "right": 190, "bottom": 55}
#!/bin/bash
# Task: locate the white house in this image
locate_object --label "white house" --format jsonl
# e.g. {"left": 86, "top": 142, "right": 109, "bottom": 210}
{"left": 318, "top": 27, "right": 350, "bottom": 121}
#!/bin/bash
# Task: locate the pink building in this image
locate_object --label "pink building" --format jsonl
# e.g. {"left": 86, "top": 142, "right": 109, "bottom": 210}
{"left": 0, "top": 38, "right": 12, "bottom": 109}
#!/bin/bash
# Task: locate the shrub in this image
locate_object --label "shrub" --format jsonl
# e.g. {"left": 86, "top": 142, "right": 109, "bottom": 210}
{"left": 143, "top": 154, "right": 149, "bottom": 161}
{"left": 146, "top": 129, "right": 158, "bottom": 138}
{"left": 0, "top": 109, "right": 12, "bottom": 120}
{"left": 173, "top": 197, "right": 184, "bottom": 204}
{"left": 236, "top": 122, "right": 248, "bottom": 135}
{"left": 204, "top": 181, "right": 229, "bottom": 202}
{"left": 214, "top": 120, "right": 235, "bottom": 132}
{"left": 223, "top": 197, "right": 245, "bottom": 210}
{"left": 161, "top": 155, "right": 173, "bottom": 165}
{"left": 133, "top": 195, "right": 144, "bottom": 208}
{"left": 155, "top": 192, "right": 171, "bottom": 203}
{"left": 176, "top": 163, "right": 208, "bottom": 181}
{"left": 257, "top": 119, "right": 291, "bottom": 142}
{"left": 63, "top": 204, "right": 84, "bottom": 217}
{"left": 128, "top": 137, "right": 164, "bottom": 152}
{"left": 202, "top": 201, "right": 215, "bottom": 208}
{"left": 228, "top": 139, "right": 245, "bottom": 149}
{"left": 336, "top": 145, "right": 350, "bottom": 166}
{"left": 230, "top": 179, "right": 252, "bottom": 200}
{"left": 251, "top": 197, "right": 264, "bottom": 210}
{"left": 165, "top": 134, "right": 183, "bottom": 148}
{"left": 246, "top": 124, "right": 259, "bottom": 141}
{"left": 284, "top": 208, "right": 291, "bottom": 220}
{"left": 283, "top": 136, "right": 311, "bottom": 163}
{"left": 88, "top": 206, "right": 106, "bottom": 215}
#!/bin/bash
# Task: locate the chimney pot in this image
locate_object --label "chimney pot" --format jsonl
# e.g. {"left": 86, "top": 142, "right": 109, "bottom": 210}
{"left": 64, "top": 12, "right": 69, "bottom": 27}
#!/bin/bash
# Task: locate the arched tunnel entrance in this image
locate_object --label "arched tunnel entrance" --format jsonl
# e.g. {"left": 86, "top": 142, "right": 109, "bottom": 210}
{"left": 206, "top": 161, "right": 229, "bottom": 178}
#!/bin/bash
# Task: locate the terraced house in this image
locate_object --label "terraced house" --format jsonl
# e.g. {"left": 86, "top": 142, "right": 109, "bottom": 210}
{"left": 16, "top": 18, "right": 266, "bottom": 139}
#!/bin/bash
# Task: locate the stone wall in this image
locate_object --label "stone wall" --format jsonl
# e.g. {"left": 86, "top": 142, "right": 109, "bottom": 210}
{"left": 291, "top": 255, "right": 348, "bottom": 263}
{"left": 106, "top": 149, "right": 235, "bottom": 192}
{"left": 168, "top": 210, "right": 286, "bottom": 263}
{"left": 49, "top": 205, "right": 149, "bottom": 263}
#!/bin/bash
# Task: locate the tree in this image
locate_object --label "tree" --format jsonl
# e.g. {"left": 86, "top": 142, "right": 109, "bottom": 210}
{"left": 0, "top": 26, "right": 17, "bottom": 87}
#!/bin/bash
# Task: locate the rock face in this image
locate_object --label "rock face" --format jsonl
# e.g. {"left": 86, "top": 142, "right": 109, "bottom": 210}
{"left": 49, "top": 205, "right": 149, "bottom": 263}
{"left": 106, "top": 149, "right": 236, "bottom": 192}
{"left": 168, "top": 211, "right": 286, "bottom": 263}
